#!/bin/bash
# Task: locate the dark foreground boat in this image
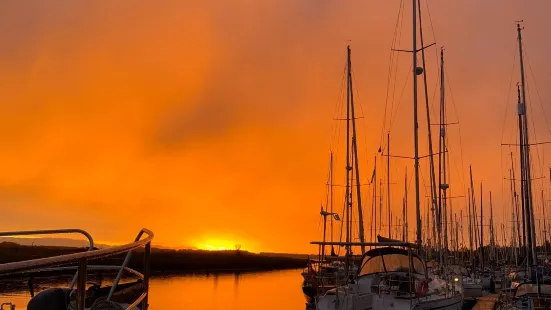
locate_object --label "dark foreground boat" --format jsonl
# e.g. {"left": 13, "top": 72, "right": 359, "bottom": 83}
{"left": 301, "top": 260, "right": 348, "bottom": 304}
{"left": 0, "top": 228, "right": 154, "bottom": 310}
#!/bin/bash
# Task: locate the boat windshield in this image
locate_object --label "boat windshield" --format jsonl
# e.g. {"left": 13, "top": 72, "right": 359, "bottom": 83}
{"left": 358, "top": 247, "right": 425, "bottom": 276}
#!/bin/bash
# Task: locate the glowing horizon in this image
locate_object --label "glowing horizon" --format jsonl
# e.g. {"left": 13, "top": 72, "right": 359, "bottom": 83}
{"left": 0, "top": 1, "right": 551, "bottom": 254}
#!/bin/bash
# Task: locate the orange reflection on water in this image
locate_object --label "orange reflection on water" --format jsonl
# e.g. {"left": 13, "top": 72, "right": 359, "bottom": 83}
{"left": 0, "top": 270, "right": 306, "bottom": 310}
{"left": 147, "top": 270, "right": 305, "bottom": 309}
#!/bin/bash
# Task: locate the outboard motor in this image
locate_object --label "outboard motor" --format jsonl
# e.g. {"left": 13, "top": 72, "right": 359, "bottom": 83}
{"left": 27, "top": 288, "right": 71, "bottom": 310}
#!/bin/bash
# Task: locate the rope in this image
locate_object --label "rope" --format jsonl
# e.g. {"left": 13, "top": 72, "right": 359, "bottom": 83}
{"left": 90, "top": 297, "right": 124, "bottom": 310}
{"left": 67, "top": 293, "right": 124, "bottom": 310}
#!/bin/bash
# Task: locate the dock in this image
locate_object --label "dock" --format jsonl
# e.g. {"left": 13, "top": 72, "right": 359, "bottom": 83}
{"left": 472, "top": 294, "right": 499, "bottom": 310}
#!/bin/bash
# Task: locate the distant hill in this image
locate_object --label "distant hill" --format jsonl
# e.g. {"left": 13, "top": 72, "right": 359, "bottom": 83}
{"left": 0, "top": 237, "right": 110, "bottom": 249}
{"left": 258, "top": 252, "right": 314, "bottom": 260}
{"left": 0, "top": 244, "right": 308, "bottom": 274}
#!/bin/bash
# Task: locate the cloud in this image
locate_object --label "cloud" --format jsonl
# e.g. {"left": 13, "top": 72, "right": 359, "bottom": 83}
{"left": 0, "top": 0, "right": 550, "bottom": 252}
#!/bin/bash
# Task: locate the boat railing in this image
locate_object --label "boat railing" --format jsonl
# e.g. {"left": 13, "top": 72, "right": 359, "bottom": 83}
{"left": 0, "top": 228, "right": 154, "bottom": 310}
{"left": 0, "top": 229, "right": 96, "bottom": 294}
{"left": 0, "top": 303, "right": 15, "bottom": 310}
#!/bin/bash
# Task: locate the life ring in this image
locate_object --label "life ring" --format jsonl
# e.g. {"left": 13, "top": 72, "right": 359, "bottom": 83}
{"left": 416, "top": 280, "right": 429, "bottom": 297}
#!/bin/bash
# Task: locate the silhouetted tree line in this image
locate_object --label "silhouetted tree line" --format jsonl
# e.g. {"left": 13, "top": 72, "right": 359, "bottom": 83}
{"left": 0, "top": 242, "right": 307, "bottom": 275}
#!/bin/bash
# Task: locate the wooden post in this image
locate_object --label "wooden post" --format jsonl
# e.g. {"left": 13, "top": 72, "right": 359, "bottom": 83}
{"left": 142, "top": 242, "right": 151, "bottom": 310}
{"left": 77, "top": 259, "right": 87, "bottom": 310}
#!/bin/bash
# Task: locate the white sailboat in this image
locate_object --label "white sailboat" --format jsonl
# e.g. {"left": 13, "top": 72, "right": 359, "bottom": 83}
{"left": 314, "top": 245, "right": 462, "bottom": 310}
{"left": 312, "top": 0, "right": 464, "bottom": 308}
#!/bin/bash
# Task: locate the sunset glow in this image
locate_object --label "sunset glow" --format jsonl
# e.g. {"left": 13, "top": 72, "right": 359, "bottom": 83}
{"left": 194, "top": 239, "right": 243, "bottom": 252}
{"left": 0, "top": 1, "right": 550, "bottom": 254}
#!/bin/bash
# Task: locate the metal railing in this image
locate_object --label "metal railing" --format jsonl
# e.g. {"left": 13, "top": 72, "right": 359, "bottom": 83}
{"left": 0, "top": 228, "right": 154, "bottom": 310}
{"left": 0, "top": 229, "right": 95, "bottom": 295}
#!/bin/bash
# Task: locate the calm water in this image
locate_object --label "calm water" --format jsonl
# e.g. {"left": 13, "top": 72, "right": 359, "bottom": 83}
{"left": 0, "top": 269, "right": 307, "bottom": 309}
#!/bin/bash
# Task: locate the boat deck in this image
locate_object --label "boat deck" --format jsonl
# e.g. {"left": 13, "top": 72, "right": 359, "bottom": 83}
{"left": 472, "top": 294, "right": 499, "bottom": 310}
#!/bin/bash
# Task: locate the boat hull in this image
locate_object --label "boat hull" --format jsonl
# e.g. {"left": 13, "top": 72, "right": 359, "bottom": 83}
{"left": 412, "top": 294, "right": 463, "bottom": 310}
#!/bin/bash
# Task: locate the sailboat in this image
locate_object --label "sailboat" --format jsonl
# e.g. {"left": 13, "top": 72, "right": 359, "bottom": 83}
{"left": 312, "top": 0, "right": 463, "bottom": 309}
{"left": 302, "top": 45, "right": 366, "bottom": 305}
{"left": 501, "top": 22, "right": 551, "bottom": 310}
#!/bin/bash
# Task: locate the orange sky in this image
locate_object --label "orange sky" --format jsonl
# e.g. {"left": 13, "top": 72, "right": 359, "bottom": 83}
{"left": 0, "top": 1, "right": 551, "bottom": 253}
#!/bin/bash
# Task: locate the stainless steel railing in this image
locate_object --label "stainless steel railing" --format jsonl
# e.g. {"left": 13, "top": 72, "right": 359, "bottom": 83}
{"left": 0, "top": 229, "right": 96, "bottom": 296}
{"left": 0, "top": 228, "right": 154, "bottom": 310}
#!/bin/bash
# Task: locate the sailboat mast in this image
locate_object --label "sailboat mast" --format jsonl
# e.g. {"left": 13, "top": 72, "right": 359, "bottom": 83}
{"left": 510, "top": 152, "right": 523, "bottom": 255}
{"left": 330, "top": 152, "right": 334, "bottom": 245}
{"left": 412, "top": 0, "right": 422, "bottom": 251}
{"left": 470, "top": 166, "right": 479, "bottom": 266}
{"left": 380, "top": 178, "right": 383, "bottom": 233}
{"left": 517, "top": 23, "right": 537, "bottom": 266}
{"left": 542, "top": 190, "right": 548, "bottom": 255}
{"left": 404, "top": 167, "right": 408, "bottom": 241}
{"left": 490, "top": 191, "right": 495, "bottom": 261}
{"left": 345, "top": 46, "right": 352, "bottom": 256}
{"left": 480, "top": 182, "right": 484, "bottom": 271}
{"left": 416, "top": 0, "right": 439, "bottom": 258}
{"left": 509, "top": 153, "right": 519, "bottom": 264}
{"left": 461, "top": 209, "right": 464, "bottom": 252}
{"left": 387, "top": 132, "right": 391, "bottom": 238}
{"left": 373, "top": 156, "right": 377, "bottom": 242}
{"left": 439, "top": 48, "right": 449, "bottom": 260}
{"left": 348, "top": 46, "right": 366, "bottom": 254}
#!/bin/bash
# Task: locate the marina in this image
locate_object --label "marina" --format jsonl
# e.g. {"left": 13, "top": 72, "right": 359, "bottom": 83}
{"left": 1, "top": 1, "right": 551, "bottom": 309}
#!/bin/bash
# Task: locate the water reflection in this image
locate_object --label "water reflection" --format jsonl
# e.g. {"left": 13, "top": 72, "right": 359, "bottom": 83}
{"left": 0, "top": 269, "right": 306, "bottom": 310}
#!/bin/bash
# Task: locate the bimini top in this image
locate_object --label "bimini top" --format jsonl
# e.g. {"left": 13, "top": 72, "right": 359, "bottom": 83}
{"left": 358, "top": 247, "right": 426, "bottom": 277}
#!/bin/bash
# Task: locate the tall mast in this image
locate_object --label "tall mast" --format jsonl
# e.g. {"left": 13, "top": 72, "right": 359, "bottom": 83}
{"left": 468, "top": 188, "right": 472, "bottom": 245}
{"left": 330, "top": 152, "right": 334, "bottom": 246}
{"left": 415, "top": 0, "right": 437, "bottom": 255}
{"left": 404, "top": 167, "right": 408, "bottom": 242}
{"left": 542, "top": 190, "right": 548, "bottom": 255}
{"left": 344, "top": 46, "right": 352, "bottom": 257}
{"left": 387, "top": 132, "right": 391, "bottom": 238}
{"left": 380, "top": 178, "right": 383, "bottom": 233}
{"left": 511, "top": 152, "right": 524, "bottom": 255}
{"left": 517, "top": 85, "right": 528, "bottom": 262}
{"left": 509, "top": 153, "right": 519, "bottom": 264}
{"left": 373, "top": 156, "right": 377, "bottom": 242}
{"left": 517, "top": 23, "right": 537, "bottom": 266}
{"left": 480, "top": 183, "right": 484, "bottom": 271}
{"left": 470, "top": 166, "right": 479, "bottom": 264}
{"left": 348, "top": 46, "right": 366, "bottom": 254}
{"left": 461, "top": 209, "right": 464, "bottom": 251}
{"left": 438, "top": 48, "right": 450, "bottom": 261}
{"left": 490, "top": 191, "right": 495, "bottom": 261}
{"left": 412, "top": 0, "right": 422, "bottom": 252}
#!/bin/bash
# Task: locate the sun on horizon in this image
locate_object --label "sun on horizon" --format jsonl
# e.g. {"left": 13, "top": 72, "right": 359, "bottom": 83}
{"left": 193, "top": 238, "right": 248, "bottom": 252}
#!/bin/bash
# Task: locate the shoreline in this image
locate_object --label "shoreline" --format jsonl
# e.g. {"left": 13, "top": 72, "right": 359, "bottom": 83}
{"left": 0, "top": 242, "right": 308, "bottom": 276}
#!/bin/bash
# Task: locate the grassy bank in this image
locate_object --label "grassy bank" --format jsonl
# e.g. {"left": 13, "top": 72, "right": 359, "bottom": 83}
{"left": 0, "top": 242, "right": 307, "bottom": 275}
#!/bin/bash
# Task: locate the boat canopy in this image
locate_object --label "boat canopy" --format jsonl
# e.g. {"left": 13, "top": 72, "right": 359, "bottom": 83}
{"left": 358, "top": 247, "right": 425, "bottom": 276}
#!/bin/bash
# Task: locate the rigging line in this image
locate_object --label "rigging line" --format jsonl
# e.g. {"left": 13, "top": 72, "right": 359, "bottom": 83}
{"left": 379, "top": 0, "right": 405, "bottom": 148}
{"left": 500, "top": 40, "right": 519, "bottom": 145}
{"left": 524, "top": 45, "right": 551, "bottom": 139}
{"left": 388, "top": 0, "right": 406, "bottom": 138}
{"left": 329, "top": 62, "right": 348, "bottom": 190}
{"left": 423, "top": 0, "right": 440, "bottom": 121}
{"left": 425, "top": 0, "right": 442, "bottom": 111}
{"left": 388, "top": 62, "right": 414, "bottom": 130}
{"left": 424, "top": 0, "right": 438, "bottom": 47}
{"left": 329, "top": 61, "right": 348, "bottom": 152}
{"left": 352, "top": 69, "right": 373, "bottom": 177}
{"left": 525, "top": 81, "right": 546, "bottom": 186}
{"left": 443, "top": 66, "right": 468, "bottom": 205}
{"left": 520, "top": 53, "right": 546, "bottom": 182}
{"left": 428, "top": 62, "right": 440, "bottom": 124}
